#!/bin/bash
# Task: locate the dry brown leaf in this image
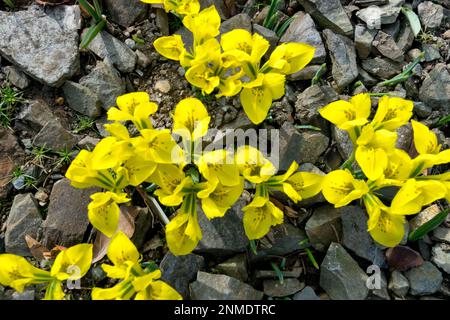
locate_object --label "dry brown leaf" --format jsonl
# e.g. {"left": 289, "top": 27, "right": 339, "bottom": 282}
{"left": 25, "top": 235, "right": 49, "bottom": 261}
{"left": 91, "top": 206, "right": 136, "bottom": 264}
{"left": 44, "top": 245, "right": 66, "bottom": 260}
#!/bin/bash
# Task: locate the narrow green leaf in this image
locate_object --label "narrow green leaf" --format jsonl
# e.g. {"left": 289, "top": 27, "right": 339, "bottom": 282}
{"left": 401, "top": 7, "right": 421, "bottom": 37}
{"left": 3, "top": 0, "right": 14, "bottom": 8}
{"left": 271, "top": 262, "right": 284, "bottom": 284}
{"left": 275, "top": 16, "right": 294, "bottom": 37}
{"left": 80, "top": 19, "right": 106, "bottom": 48}
{"left": 305, "top": 248, "right": 319, "bottom": 270}
{"left": 408, "top": 208, "right": 449, "bottom": 242}
{"left": 294, "top": 124, "right": 321, "bottom": 131}
{"left": 79, "top": 0, "right": 101, "bottom": 21}
{"left": 311, "top": 63, "right": 327, "bottom": 86}
{"left": 249, "top": 239, "right": 258, "bottom": 255}
{"left": 93, "top": 0, "right": 103, "bottom": 16}
{"left": 263, "top": 0, "right": 282, "bottom": 28}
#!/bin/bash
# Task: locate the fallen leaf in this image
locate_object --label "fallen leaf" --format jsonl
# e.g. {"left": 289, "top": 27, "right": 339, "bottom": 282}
{"left": 386, "top": 245, "right": 424, "bottom": 271}
{"left": 91, "top": 206, "right": 136, "bottom": 264}
{"left": 25, "top": 235, "right": 49, "bottom": 261}
{"left": 44, "top": 245, "right": 66, "bottom": 260}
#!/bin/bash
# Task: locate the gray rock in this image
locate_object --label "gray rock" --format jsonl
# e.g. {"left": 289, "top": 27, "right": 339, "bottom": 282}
{"left": 195, "top": 198, "right": 249, "bottom": 256}
{"left": 419, "top": 64, "right": 450, "bottom": 112}
{"left": 332, "top": 125, "right": 353, "bottom": 160}
{"left": 323, "top": 29, "right": 358, "bottom": 90}
{"left": 77, "top": 136, "right": 100, "bottom": 150}
{"left": 280, "top": 12, "right": 326, "bottom": 63}
{"left": 358, "top": 66, "right": 379, "bottom": 87}
{"left": 190, "top": 272, "right": 263, "bottom": 300}
{"left": 396, "top": 20, "right": 414, "bottom": 53}
{"left": 0, "top": 128, "right": 25, "bottom": 199}
{"left": 297, "top": 0, "right": 353, "bottom": 36}
{"left": 253, "top": 223, "right": 307, "bottom": 261}
{"left": 405, "top": 261, "right": 443, "bottom": 296}
{"left": 79, "top": 61, "right": 126, "bottom": 111}
{"left": 135, "top": 50, "right": 152, "bottom": 68}
{"left": 418, "top": 1, "right": 444, "bottom": 29}
{"left": 288, "top": 65, "right": 321, "bottom": 81}
{"left": 16, "top": 100, "right": 60, "bottom": 133}
{"left": 104, "top": 0, "right": 147, "bottom": 27}
{"left": 395, "top": 123, "right": 412, "bottom": 151}
{"left": 160, "top": 252, "right": 205, "bottom": 299}
{"left": 215, "top": 254, "right": 248, "bottom": 282}
{"left": 294, "top": 85, "right": 339, "bottom": 131}
{"left": 306, "top": 205, "right": 343, "bottom": 252}
{"left": 422, "top": 43, "right": 442, "bottom": 62}
{"left": 361, "top": 57, "right": 402, "bottom": 79}
{"left": 432, "top": 227, "right": 450, "bottom": 243}
{"left": 220, "top": 13, "right": 252, "bottom": 34}
{"left": 354, "top": 0, "right": 388, "bottom": 6}
{"left": 431, "top": 243, "right": 450, "bottom": 274}
{"left": 355, "top": 24, "right": 377, "bottom": 59}
{"left": 356, "top": 0, "right": 405, "bottom": 29}
{"left": 62, "top": 81, "right": 102, "bottom": 118}
{"left": 413, "top": 101, "right": 432, "bottom": 118}
{"left": 371, "top": 271, "right": 390, "bottom": 300}
{"left": 388, "top": 270, "right": 409, "bottom": 297}
{"left": 341, "top": 206, "right": 386, "bottom": 266}
{"left": 33, "top": 120, "right": 79, "bottom": 151}
{"left": 155, "top": 8, "right": 169, "bottom": 36}
{"left": 39, "top": 178, "right": 99, "bottom": 248}
{"left": 11, "top": 289, "right": 35, "bottom": 300}
{"left": 320, "top": 243, "right": 369, "bottom": 300}
{"left": 3, "top": 65, "right": 29, "bottom": 89}
{"left": 372, "top": 31, "right": 404, "bottom": 62}
{"left": 86, "top": 30, "right": 136, "bottom": 73}
{"left": 263, "top": 278, "right": 304, "bottom": 297}
{"left": 278, "top": 122, "right": 329, "bottom": 170}
{"left": 253, "top": 24, "right": 279, "bottom": 57}
{"left": 409, "top": 204, "right": 442, "bottom": 234}
{"left": 292, "top": 286, "right": 321, "bottom": 300}
{"left": 0, "top": 5, "right": 80, "bottom": 87}
{"left": 5, "top": 193, "right": 42, "bottom": 256}
{"left": 382, "top": 20, "right": 401, "bottom": 38}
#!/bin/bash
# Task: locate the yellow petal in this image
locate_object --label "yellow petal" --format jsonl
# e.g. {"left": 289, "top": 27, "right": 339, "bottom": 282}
{"left": 51, "top": 244, "right": 93, "bottom": 281}
{"left": 322, "top": 170, "right": 369, "bottom": 207}
{"left": 411, "top": 120, "right": 440, "bottom": 155}
{"left": 240, "top": 85, "right": 272, "bottom": 125}
{"left": 242, "top": 198, "right": 283, "bottom": 240}
{"left": 92, "top": 279, "right": 135, "bottom": 300}
{"left": 88, "top": 193, "right": 128, "bottom": 237}
{"left": 173, "top": 97, "right": 210, "bottom": 141}
{"left": 153, "top": 35, "right": 185, "bottom": 61}
{"left": 197, "top": 150, "right": 240, "bottom": 187}
{"left": 107, "top": 231, "right": 140, "bottom": 268}
{"left": 264, "top": 42, "right": 315, "bottom": 75}
{"left": 287, "top": 172, "right": 324, "bottom": 199}
{"left": 355, "top": 146, "right": 388, "bottom": 181}
{"left": 372, "top": 96, "right": 413, "bottom": 131}
{"left": 43, "top": 280, "right": 65, "bottom": 300}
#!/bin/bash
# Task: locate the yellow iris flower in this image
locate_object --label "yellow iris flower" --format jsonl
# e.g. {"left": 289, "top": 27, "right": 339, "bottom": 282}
{"left": 0, "top": 244, "right": 92, "bottom": 300}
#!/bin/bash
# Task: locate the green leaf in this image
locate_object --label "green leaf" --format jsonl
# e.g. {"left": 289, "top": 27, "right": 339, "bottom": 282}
{"left": 79, "top": 0, "right": 101, "bottom": 21}
{"left": 80, "top": 19, "right": 106, "bottom": 48}
{"left": 294, "top": 124, "right": 321, "bottom": 131}
{"left": 401, "top": 7, "right": 421, "bottom": 37}
{"left": 270, "top": 262, "right": 284, "bottom": 284}
{"left": 3, "top": 0, "right": 14, "bottom": 8}
{"left": 408, "top": 208, "right": 449, "bottom": 242}
{"left": 263, "top": 0, "right": 282, "bottom": 28}
{"left": 305, "top": 248, "right": 319, "bottom": 270}
{"left": 275, "top": 16, "right": 294, "bottom": 37}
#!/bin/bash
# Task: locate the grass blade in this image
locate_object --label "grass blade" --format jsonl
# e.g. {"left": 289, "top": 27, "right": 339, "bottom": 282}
{"left": 305, "top": 248, "right": 319, "bottom": 270}
{"left": 79, "top": 0, "right": 101, "bottom": 21}
{"left": 270, "top": 262, "right": 284, "bottom": 284}
{"left": 3, "top": 0, "right": 15, "bottom": 8}
{"left": 80, "top": 19, "right": 105, "bottom": 48}
{"left": 263, "top": 0, "right": 281, "bottom": 28}
{"left": 408, "top": 208, "right": 449, "bottom": 242}
{"left": 93, "top": 0, "right": 103, "bottom": 17}
{"left": 275, "top": 16, "right": 294, "bottom": 37}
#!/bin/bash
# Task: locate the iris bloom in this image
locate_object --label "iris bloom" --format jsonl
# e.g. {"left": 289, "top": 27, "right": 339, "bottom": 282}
{"left": 92, "top": 232, "right": 181, "bottom": 300}
{"left": 322, "top": 169, "right": 369, "bottom": 207}
{"left": 0, "top": 244, "right": 92, "bottom": 300}
{"left": 87, "top": 192, "right": 130, "bottom": 237}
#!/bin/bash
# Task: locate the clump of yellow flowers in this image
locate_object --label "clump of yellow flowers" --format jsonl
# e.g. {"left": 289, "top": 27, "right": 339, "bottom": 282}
{"left": 66, "top": 92, "right": 323, "bottom": 256}
{"left": 0, "top": 232, "right": 181, "bottom": 300}
{"left": 319, "top": 94, "right": 450, "bottom": 247}
{"left": 145, "top": 0, "right": 315, "bottom": 124}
